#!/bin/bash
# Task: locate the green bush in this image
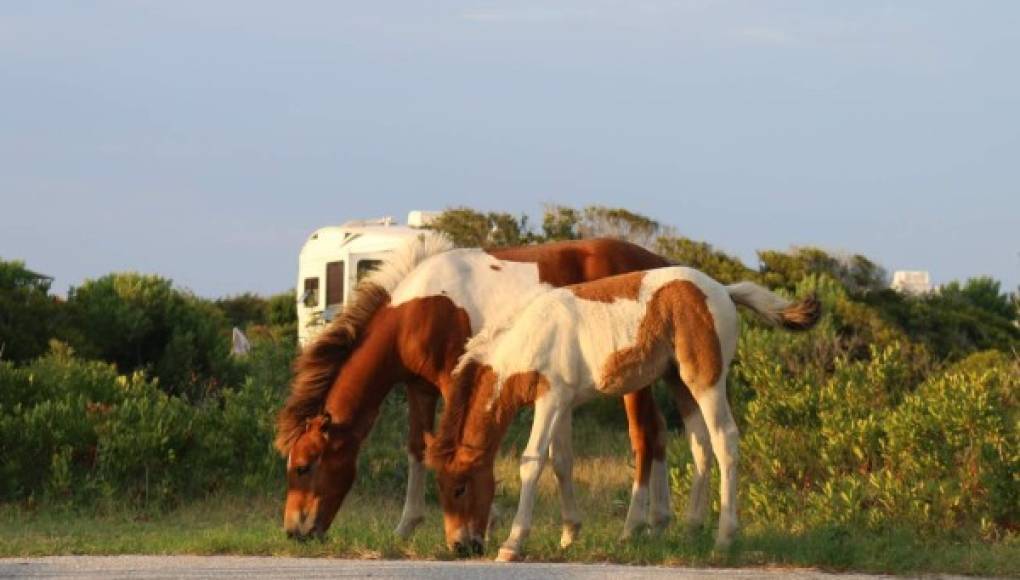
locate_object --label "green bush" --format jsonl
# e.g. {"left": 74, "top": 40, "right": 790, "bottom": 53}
{"left": 0, "top": 336, "right": 291, "bottom": 506}
{"left": 672, "top": 311, "right": 1019, "bottom": 540}
{"left": 882, "top": 352, "right": 1019, "bottom": 536}
{"left": 0, "top": 259, "right": 61, "bottom": 363}
{"left": 64, "top": 273, "right": 236, "bottom": 400}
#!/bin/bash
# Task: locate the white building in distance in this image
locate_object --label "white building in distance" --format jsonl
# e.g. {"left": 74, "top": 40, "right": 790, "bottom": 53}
{"left": 891, "top": 271, "right": 932, "bottom": 295}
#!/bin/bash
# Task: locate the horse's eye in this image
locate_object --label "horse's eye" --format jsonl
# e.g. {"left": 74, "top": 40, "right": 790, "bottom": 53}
{"left": 295, "top": 464, "right": 312, "bottom": 476}
{"left": 453, "top": 484, "right": 466, "bottom": 498}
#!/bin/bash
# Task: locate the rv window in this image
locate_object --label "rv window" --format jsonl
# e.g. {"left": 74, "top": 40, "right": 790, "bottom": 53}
{"left": 326, "top": 261, "right": 344, "bottom": 306}
{"left": 303, "top": 278, "right": 319, "bottom": 307}
{"left": 357, "top": 260, "right": 383, "bottom": 282}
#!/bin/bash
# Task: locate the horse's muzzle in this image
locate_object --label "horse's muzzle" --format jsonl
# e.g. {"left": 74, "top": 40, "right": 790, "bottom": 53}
{"left": 452, "top": 539, "right": 484, "bottom": 557}
{"left": 286, "top": 528, "right": 326, "bottom": 542}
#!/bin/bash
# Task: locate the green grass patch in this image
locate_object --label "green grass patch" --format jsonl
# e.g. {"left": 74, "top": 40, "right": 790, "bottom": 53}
{"left": 3, "top": 485, "right": 1016, "bottom": 576}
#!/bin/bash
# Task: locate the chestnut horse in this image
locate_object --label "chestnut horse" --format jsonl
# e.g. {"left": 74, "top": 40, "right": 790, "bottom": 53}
{"left": 427, "top": 266, "right": 820, "bottom": 560}
{"left": 277, "top": 232, "right": 699, "bottom": 544}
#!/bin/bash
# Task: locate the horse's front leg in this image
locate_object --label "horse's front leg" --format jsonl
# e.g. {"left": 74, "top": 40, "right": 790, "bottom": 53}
{"left": 394, "top": 381, "right": 439, "bottom": 539}
{"left": 497, "top": 394, "right": 564, "bottom": 562}
{"left": 549, "top": 408, "right": 581, "bottom": 548}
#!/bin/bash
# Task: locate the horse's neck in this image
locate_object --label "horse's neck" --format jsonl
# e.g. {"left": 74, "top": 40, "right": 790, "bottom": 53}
{"left": 459, "top": 369, "right": 533, "bottom": 459}
{"left": 322, "top": 323, "right": 407, "bottom": 438}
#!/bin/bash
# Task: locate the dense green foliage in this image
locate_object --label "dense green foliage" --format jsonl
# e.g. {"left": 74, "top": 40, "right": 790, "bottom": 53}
{"left": 0, "top": 337, "right": 292, "bottom": 506}
{"left": 692, "top": 276, "right": 1020, "bottom": 541}
{"left": 63, "top": 273, "right": 239, "bottom": 399}
{"left": 0, "top": 260, "right": 60, "bottom": 363}
{"left": 428, "top": 207, "right": 534, "bottom": 247}
{"left": 217, "top": 291, "right": 298, "bottom": 332}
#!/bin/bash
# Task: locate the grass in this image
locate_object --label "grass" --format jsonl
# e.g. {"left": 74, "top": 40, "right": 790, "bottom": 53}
{"left": 1, "top": 397, "right": 1016, "bottom": 576}
{"left": 3, "top": 490, "right": 1016, "bottom": 576}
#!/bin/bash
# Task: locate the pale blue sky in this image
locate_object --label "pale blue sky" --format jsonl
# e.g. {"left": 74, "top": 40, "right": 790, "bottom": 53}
{"left": 2, "top": 1, "right": 1017, "bottom": 297}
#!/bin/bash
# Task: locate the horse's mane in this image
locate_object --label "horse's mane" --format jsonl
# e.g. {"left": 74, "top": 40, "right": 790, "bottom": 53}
{"left": 426, "top": 359, "right": 483, "bottom": 469}
{"left": 274, "top": 231, "right": 454, "bottom": 455}
{"left": 451, "top": 285, "right": 554, "bottom": 379}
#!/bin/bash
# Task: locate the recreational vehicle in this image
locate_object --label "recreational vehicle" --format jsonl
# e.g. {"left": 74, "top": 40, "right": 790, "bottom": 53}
{"left": 296, "top": 211, "right": 439, "bottom": 345}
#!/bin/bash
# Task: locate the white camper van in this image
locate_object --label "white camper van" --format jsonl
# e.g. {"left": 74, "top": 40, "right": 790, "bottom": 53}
{"left": 296, "top": 211, "right": 439, "bottom": 346}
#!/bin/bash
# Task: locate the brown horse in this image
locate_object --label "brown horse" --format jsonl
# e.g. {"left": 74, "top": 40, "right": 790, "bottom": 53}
{"left": 277, "top": 233, "right": 697, "bottom": 546}
{"left": 427, "top": 267, "right": 820, "bottom": 559}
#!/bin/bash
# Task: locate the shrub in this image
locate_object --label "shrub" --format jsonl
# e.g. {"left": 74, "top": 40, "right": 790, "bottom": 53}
{"left": 215, "top": 293, "right": 269, "bottom": 329}
{"left": 882, "top": 352, "right": 1019, "bottom": 535}
{"left": 64, "top": 273, "right": 235, "bottom": 400}
{"left": 0, "top": 259, "right": 60, "bottom": 363}
{"left": 0, "top": 353, "right": 146, "bottom": 501}
{"left": 672, "top": 314, "right": 1019, "bottom": 539}
{"left": 655, "top": 236, "right": 757, "bottom": 285}
{"left": 758, "top": 247, "right": 887, "bottom": 296}
{"left": 0, "top": 337, "right": 294, "bottom": 506}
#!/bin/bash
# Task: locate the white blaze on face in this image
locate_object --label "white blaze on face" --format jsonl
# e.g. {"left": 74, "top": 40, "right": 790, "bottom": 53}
{"left": 388, "top": 249, "right": 549, "bottom": 334}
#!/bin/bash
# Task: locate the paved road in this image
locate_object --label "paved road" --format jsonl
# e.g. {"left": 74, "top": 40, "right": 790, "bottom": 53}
{"left": 0, "top": 556, "right": 968, "bottom": 580}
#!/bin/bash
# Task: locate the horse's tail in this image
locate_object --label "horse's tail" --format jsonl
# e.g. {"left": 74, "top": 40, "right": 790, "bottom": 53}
{"left": 725, "top": 282, "right": 821, "bottom": 331}
{"left": 274, "top": 231, "right": 454, "bottom": 455}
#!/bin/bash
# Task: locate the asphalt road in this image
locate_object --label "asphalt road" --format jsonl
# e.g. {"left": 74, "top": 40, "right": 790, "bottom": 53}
{"left": 0, "top": 556, "right": 963, "bottom": 580}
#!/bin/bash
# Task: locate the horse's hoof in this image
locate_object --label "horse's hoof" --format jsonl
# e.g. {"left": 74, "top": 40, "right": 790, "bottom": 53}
{"left": 619, "top": 523, "right": 646, "bottom": 541}
{"left": 393, "top": 516, "right": 424, "bottom": 540}
{"left": 713, "top": 533, "right": 736, "bottom": 552}
{"left": 559, "top": 522, "right": 581, "bottom": 548}
{"left": 496, "top": 546, "right": 521, "bottom": 562}
{"left": 649, "top": 516, "right": 672, "bottom": 535}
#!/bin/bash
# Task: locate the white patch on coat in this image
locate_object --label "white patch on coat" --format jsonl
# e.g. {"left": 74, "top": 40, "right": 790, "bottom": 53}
{"left": 389, "top": 249, "right": 550, "bottom": 335}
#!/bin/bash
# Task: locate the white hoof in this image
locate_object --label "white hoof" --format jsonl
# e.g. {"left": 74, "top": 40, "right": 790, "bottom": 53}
{"left": 496, "top": 546, "right": 521, "bottom": 562}
{"left": 393, "top": 516, "right": 424, "bottom": 540}
{"left": 714, "top": 531, "right": 736, "bottom": 551}
{"left": 620, "top": 522, "right": 646, "bottom": 541}
{"left": 559, "top": 522, "right": 581, "bottom": 548}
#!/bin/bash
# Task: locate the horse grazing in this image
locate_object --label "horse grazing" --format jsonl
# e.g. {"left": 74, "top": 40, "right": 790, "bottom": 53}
{"left": 426, "top": 266, "right": 820, "bottom": 560}
{"left": 277, "top": 232, "right": 695, "bottom": 545}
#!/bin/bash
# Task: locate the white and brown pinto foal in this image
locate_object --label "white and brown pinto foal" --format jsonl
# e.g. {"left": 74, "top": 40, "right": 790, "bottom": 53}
{"left": 427, "top": 266, "right": 819, "bottom": 560}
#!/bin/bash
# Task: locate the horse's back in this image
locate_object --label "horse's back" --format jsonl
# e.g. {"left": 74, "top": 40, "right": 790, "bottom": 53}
{"left": 389, "top": 248, "right": 549, "bottom": 336}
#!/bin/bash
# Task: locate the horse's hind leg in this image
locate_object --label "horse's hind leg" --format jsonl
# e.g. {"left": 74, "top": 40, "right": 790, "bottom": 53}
{"left": 671, "top": 376, "right": 713, "bottom": 531}
{"left": 692, "top": 375, "right": 739, "bottom": 549}
{"left": 641, "top": 386, "right": 672, "bottom": 534}
{"left": 620, "top": 389, "right": 665, "bottom": 538}
{"left": 394, "top": 381, "right": 439, "bottom": 539}
{"left": 549, "top": 409, "right": 581, "bottom": 548}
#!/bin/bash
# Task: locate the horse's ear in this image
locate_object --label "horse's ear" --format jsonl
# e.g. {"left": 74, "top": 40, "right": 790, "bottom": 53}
{"left": 319, "top": 413, "right": 332, "bottom": 436}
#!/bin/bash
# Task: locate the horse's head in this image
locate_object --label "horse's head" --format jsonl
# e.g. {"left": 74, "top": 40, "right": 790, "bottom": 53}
{"left": 426, "top": 435, "right": 494, "bottom": 557}
{"left": 282, "top": 413, "right": 360, "bottom": 540}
